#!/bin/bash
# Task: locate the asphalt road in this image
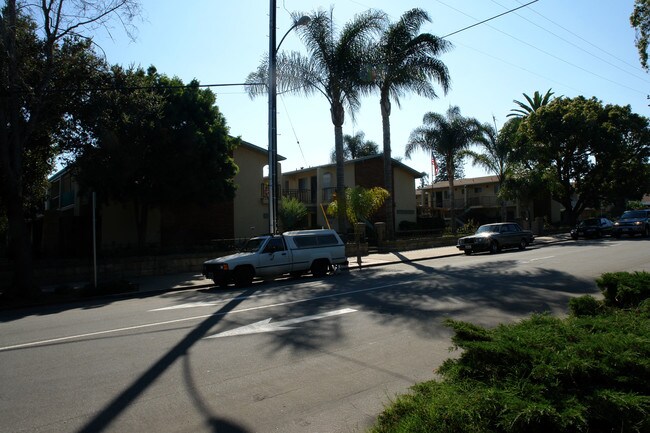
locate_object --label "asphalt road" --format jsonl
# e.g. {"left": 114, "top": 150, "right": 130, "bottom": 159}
{"left": 1, "top": 238, "right": 648, "bottom": 433}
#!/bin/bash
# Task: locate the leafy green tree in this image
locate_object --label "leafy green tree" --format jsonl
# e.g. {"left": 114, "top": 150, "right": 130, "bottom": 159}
{"left": 431, "top": 152, "right": 465, "bottom": 183}
{"left": 518, "top": 96, "right": 650, "bottom": 224}
{"left": 460, "top": 118, "right": 518, "bottom": 221}
{"left": 278, "top": 196, "right": 308, "bottom": 231}
{"left": 370, "top": 8, "right": 452, "bottom": 238}
{"left": 246, "top": 8, "right": 385, "bottom": 235}
{"left": 330, "top": 131, "right": 379, "bottom": 162}
{"left": 73, "top": 67, "right": 238, "bottom": 248}
{"left": 507, "top": 89, "right": 555, "bottom": 118}
{"left": 406, "top": 106, "right": 483, "bottom": 234}
{"left": 495, "top": 117, "right": 549, "bottom": 220}
{"left": 631, "top": 0, "right": 650, "bottom": 70}
{"left": 1, "top": 0, "right": 137, "bottom": 297}
{"left": 327, "top": 186, "right": 389, "bottom": 226}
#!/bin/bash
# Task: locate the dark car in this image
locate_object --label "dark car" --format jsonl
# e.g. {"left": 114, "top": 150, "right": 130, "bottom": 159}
{"left": 612, "top": 210, "right": 650, "bottom": 238}
{"left": 457, "top": 222, "right": 534, "bottom": 255}
{"left": 570, "top": 217, "right": 614, "bottom": 239}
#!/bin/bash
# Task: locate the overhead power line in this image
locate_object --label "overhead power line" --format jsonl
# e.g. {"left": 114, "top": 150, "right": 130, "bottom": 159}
{"left": 440, "top": 0, "right": 539, "bottom": 39}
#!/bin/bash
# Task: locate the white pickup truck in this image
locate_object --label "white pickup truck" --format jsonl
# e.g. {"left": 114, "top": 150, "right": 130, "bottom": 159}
{"left": 202, "top": 229, "right": 348, "bottom": 287}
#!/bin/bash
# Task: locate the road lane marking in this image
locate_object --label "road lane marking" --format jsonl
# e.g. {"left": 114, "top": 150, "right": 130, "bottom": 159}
{"left": 0, "top": 281, "right": 408, "bottom": 352}
{"left": 206, "top": 308, "right": 358, "bottom": 338}
{"left": 519, "top": 255, "right": 555, "bottom": 264}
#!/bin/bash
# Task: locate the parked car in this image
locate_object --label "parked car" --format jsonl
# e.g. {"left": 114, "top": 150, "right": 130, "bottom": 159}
{"left": 612, "top": 210, "right": 650, "bottom": 238}
{"left": 457, "top": 222, "right": 534, "bottom": 255}
{"left": 570, "top": 217, "right": 614, "bottom": 239}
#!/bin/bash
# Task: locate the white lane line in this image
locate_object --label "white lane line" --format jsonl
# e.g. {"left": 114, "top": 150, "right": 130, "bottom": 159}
{"left": 530, "top": 256, "right": 555, "bottom": 262}
{"left": 0, "top": 281, "right": 408, "bottom": 352}
{"left": 519, "top": 255, "right": 555, "bottom": 264}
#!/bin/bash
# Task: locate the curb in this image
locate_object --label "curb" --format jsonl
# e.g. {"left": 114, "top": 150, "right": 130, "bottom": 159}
{"left": 1, "top": 235, "right": 572, "bottom": 310}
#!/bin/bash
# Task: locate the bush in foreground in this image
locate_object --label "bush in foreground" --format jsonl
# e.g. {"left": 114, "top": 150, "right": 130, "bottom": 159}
{"left": 370, "top": 272, "right": 650, "bottom": 433}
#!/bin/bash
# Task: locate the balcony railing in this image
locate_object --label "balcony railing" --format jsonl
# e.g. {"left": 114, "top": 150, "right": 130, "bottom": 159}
{"left": 260, "top": 184, "right": 337, "bottom": 205}
{"left": 283, "top": 188, "right": 314, "bottom": 204}
{"left": 428, "top": 196, "right": 515, "bottom": 209}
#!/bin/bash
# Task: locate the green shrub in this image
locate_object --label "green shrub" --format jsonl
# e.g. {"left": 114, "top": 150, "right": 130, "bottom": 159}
{"left": 371, "top": 306, "right": 650, "bottom": 433}
{"left": 596, "top": 271, "right": 650, "bottom": 308}
{"left": 568, "top": 295, "right": 603, "bottom": 317}
{"left": 278, "top": 196, "right": 308, "bottom": 231}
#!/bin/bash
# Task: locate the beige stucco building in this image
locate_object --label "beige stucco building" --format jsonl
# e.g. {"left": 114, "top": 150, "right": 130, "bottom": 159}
{"left": 281, "top": 155, "right": 422, "bottom": 232}
{"left": 41, "top": 142, "right": 423, "bottom": 256}
{"left": 416, "top": 175, "right": 564, "bottom": 228}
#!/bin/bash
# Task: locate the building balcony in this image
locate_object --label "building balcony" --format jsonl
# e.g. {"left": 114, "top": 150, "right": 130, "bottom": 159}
{"left": 425, "top": 196, "right": 515, "bottom": 210}
{"left": 260, "top": 184, "right": 337, "bottom": 205}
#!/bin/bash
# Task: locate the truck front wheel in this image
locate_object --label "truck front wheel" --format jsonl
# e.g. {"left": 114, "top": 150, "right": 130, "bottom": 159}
{"left": 311, "top": 260, "right": 329, "bottom": 278}
{"left": 233, "top": 266, "right": 254, "bottom": 287}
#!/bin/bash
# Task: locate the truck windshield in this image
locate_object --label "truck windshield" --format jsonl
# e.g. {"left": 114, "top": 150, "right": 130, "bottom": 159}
{"left": 240, "top": 238, "right": 265, "bottom": 252}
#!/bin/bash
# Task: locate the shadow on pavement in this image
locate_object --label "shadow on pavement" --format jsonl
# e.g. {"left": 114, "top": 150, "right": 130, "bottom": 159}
{"left": 75, "top": 287, "right": 257, "bottom": 433}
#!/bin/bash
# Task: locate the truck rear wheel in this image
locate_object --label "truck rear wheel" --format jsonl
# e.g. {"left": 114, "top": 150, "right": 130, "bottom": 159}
{"left": 311, "top": 260, "right": 329, "bottom": 278}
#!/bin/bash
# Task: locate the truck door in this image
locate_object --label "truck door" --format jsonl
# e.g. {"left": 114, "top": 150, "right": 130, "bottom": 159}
{"left": 257, "top": 237, "right": 292, "bottom": 276}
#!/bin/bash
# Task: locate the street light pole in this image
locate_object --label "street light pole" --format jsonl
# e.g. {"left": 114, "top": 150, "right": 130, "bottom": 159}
{"left": 268, "top": 1, "right": 309, "bottom": 234}
{"left": 268, "top": 0, "right": 278, "bottom": 234}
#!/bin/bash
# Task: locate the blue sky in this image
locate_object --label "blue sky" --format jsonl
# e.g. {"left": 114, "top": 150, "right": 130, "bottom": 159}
{"left": 92, "top": 0, "right": 649, "bottom": 181}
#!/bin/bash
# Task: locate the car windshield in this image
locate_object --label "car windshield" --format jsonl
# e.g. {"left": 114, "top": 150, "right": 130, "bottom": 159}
{"left": 579, "top": 218, "right": 599, "bottom": 227}
{"left": 240, "top": 237, "right": 265, "bottom": 252}
{"left": 476, "top": 225, "right": 500, "bottom": 234}
{"left": 620, "top": 211, "right": 647, "bottom": 219}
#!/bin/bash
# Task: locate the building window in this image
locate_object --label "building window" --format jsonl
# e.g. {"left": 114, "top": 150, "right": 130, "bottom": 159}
{"left": 474, "top": 187, "right": 482, "bottom": 194}
{"left": 49, "top": 180, "right": 60, "bottom": 210}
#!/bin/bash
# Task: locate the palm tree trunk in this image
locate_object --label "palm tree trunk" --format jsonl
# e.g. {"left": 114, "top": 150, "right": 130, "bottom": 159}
{"left": 380, "top": 93, "right": 394, "bottom": 239}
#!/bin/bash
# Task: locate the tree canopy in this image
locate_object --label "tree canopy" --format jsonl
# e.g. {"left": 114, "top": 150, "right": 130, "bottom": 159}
{"left": 407, "top": 106, "right": 483, "bottom": 233}
{"left": 246, "top": 8, "right": 385, "bottom": 234}
{"left": 508, "top": 89, "right": 555, "bottom": 118}
{"left": 327, "top": 186, "right": 389, "bottom": 226}
{"left": 371, "top": 8, "right": 452, "bottom": 238}
{"left": 72, "top": 66, "right": 238, "bottom": 247}
{"left": 517, "top": 96, "right": 650, "bottom": 224}
{"left": 330, "top": 131, "right": 379, "bottom": 162}
{"left": 1, "top": 0, "right": 138, "bottom": 295}
{"left": 631, "top": 0, "right": 650, "bottom": 70}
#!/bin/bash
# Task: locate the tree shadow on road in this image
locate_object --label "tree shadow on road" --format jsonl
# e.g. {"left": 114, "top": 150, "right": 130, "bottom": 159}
{"left": 251, "top": 258, "right": 598, "bottom": 357}
{"left": 74, "top": 287, "right": 258, "bottom": 433}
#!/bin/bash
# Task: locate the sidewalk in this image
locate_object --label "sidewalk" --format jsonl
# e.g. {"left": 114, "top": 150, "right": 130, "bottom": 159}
{"left": 133, "top": 233, "right": 572, "bottom": 294}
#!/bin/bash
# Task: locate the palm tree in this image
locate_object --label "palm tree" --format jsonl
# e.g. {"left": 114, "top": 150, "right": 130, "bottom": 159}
{"left": 507, "top": 89, "right": 555, "bottom": 117}
{"left": 372, "top": 8, "right": 452, "bottom": 237}
{"left": 460, "top": 118, "right": 518, "bottom": 221}
{"left": 245, "top": 8, "right": 385, "bottom": 234}
{"left": 406, "top": 106, "right": 483, "bottom": 234}
{"left": 330, "top": 131, "right": 379, "bottom": 162}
